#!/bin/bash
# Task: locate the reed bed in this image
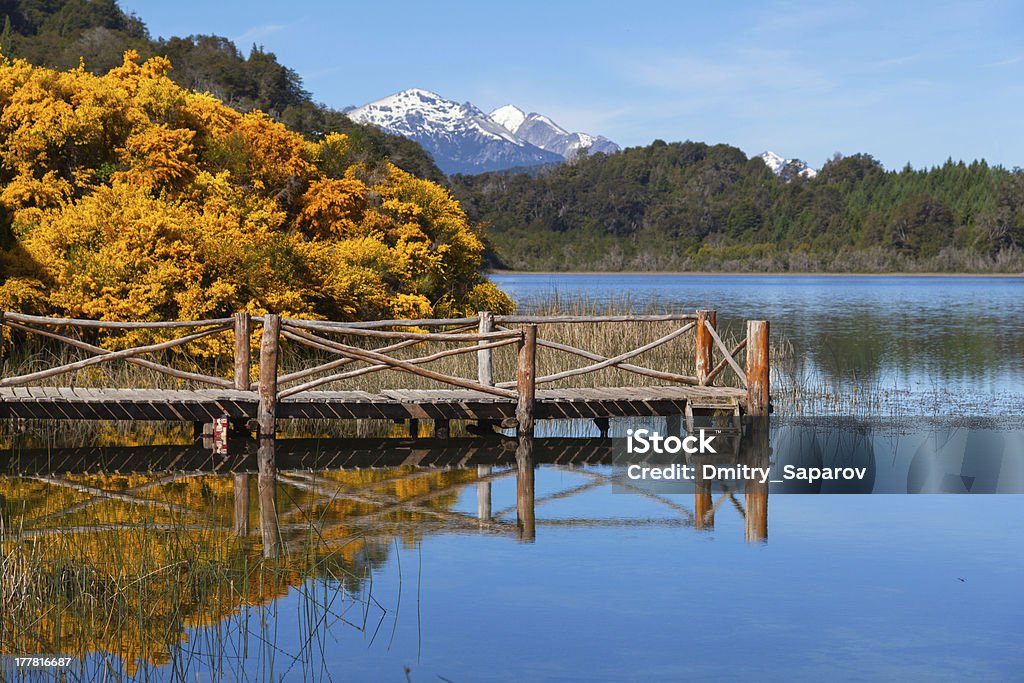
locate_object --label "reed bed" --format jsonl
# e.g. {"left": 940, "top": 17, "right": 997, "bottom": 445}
{"left": 0, "top": 468, "right": 456, "bottom": 680}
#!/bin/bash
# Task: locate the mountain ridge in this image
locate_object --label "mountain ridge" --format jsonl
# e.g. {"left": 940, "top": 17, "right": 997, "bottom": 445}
{"left": 347, "top": 89, "right": 619, "bottom": 175}
{"left": 488, "top": 104, "right": 621, "bottom": 159}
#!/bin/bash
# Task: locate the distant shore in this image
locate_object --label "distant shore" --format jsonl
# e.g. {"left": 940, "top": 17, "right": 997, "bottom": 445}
{"left": 487, "top": 270, "right": 1024, "bottom": 278}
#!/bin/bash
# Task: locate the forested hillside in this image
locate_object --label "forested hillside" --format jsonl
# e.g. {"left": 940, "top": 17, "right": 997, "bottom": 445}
{"left": 2, "top": 2, "right": 1021, "bottom": 274}
{"left": 452, "top": 142, "right": 1024, "bottom": 272}
{"left": 0, "top": 0, "right": 445, "bottom": 183}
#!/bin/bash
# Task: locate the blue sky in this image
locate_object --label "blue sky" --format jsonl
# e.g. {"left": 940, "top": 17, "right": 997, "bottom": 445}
{"left": 120, "top": 0, "right": 1023, "bottom": 170}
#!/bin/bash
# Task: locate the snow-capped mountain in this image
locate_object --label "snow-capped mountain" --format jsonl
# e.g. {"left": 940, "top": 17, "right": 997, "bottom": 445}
{"left": 758, "top": 151, "right": 818, "bottom": 181}
{"left": 346, "top": 89, "right": 563, "bottom": 175}
{"left": 489, "top": 105, "right": 621, "bottom": 159}
{"left": 346, "top": 89, "right": 620, "bottom": 175}
{"left": 489, "top": 104, "right": 527, "bottom": 136}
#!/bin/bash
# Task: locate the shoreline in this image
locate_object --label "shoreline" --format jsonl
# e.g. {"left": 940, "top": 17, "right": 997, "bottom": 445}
{"left": 487, "top": 270, "right": 1024, "bottom": 278}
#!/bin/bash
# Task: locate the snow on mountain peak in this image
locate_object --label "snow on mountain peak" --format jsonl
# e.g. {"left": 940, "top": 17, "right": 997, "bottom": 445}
{"left": 347, "top": 89, "right": 620, "bottom": 175}
{"left": 348, "top": 89, "right": 522, "bottom": 146}
{"left": 489, "top": 105, "right": 527, "bottom": 135}
{"left": 500, "top": 109, "right": 620, "bottom": 158}
{"left": 528, "top": 113, "right": 569, "bottom": 136}
{"left": 758, "top": 151, "right": 787, "bottom": 173}
{"left": 758, "top": 151, "right": 817, "bottom": 180}
{"left": 347, "top": 89, "right": 566, "bottom": 175}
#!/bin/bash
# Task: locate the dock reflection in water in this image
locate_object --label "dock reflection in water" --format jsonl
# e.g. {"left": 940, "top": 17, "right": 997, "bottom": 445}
{"left": 3, "top": 418, "right": 1022, "bottom": 680}
{"left": 0, "top": 434, "right": 768, "bottom": 678}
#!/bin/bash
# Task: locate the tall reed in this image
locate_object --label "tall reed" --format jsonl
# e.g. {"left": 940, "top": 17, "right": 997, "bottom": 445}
{"left": 0, "top": 468, "right": 466, "bottom": 680}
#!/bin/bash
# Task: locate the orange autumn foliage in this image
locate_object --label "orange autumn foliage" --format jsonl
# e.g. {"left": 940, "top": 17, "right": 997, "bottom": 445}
{"left": 0, "top": 51, "right": 512, "bottom": 329}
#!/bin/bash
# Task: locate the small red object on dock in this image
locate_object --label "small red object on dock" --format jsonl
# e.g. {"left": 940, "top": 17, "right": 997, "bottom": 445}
{"left": 213, "top": 416, "right": 229, "bottom": 454}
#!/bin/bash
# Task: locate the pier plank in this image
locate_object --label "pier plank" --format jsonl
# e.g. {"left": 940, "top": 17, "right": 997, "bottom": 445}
{"left": 0, "top": 385, "right": 744, "bottom": 422}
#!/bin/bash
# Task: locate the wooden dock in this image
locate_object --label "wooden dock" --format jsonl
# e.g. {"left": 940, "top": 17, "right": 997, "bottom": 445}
{"left": 0, "top": 385, "right": 746, "bottom": 422}
{"left": 0, "top": 310, "right": 769, "bottom": 438}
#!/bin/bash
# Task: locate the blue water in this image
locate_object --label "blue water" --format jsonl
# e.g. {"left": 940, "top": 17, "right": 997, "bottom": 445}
{"left": 148, "top": 477, "right": 1024, "bottom": 681}
{"left": 12, "top": 274, "right": 1024, "bottom": 681}
{"left": 493, "top": 273, "right": 1024, "bottom": 410}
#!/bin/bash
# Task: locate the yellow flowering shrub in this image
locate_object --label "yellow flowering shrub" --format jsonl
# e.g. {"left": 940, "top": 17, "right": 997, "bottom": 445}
{"left": 0, "top": 52, "right": 512, "bottom": 339}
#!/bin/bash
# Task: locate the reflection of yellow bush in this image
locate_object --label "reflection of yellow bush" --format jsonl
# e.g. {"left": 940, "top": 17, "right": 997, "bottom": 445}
{"left": 0, "top": 52, "right": 512, "bottom": 353}
{"left": 0, "top": 467, "right": 476, "bottom": 673}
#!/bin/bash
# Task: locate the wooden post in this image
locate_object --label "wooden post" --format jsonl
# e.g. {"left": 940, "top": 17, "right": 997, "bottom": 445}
{"left": 477, "top": 464, "right": 492, "bottom": 525}
{"left": 477, "top": 311, "right": 494, "bottom": 386}
{"left": 745, "top": 320, "right": 770, "bottom": 416}
{"left": 744, "top": 419, "right": 769, "bottom": 543}
{"left": 695, "top": 465, "right": 714, "bottom": 530}
{"left": 257, "top": 445, "right": 280, "bottom": 558}
{"left": 408, "top": 418, "right": 420, "bottom": 438}
{"left": 743, "top": 316, "right": 770, "bottom": 542}
{"left": 695, "top": 309, "right": 716, "bottom": 385}
{"left": 515, "top": 435, "right": 535, "bottom": 542}
{"left": 745, "top": 483, "right": 768, "bottom": 542}
{"left": 516, "top": 325, "right": 537, "bottom": 436}
{"left": 233, "top": 312, "right": 251, "bottom": 391}
{"left": 256, "top": 312, "right": 280, "bottom": 556}
{"left": 257, "top": 314, "right": 280, "bottom": 442}
{"left": 212, "top": 416, "right": 229, "bottom": 454}
{"left": 666, "top": 415, "right": 682, "bottom": 436}
{"left": 474, "top": 311, "right": 499, "bottom": 434}
{"left": 233, "top": 473, "right": 250, "bottom": 537}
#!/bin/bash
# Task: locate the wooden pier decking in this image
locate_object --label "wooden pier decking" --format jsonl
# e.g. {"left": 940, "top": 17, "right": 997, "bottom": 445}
{"left": 0, "top": 385, "right": 746, "bottom": 422}
{"left": 0, "top": 310, "right": 769, "bottom": 436}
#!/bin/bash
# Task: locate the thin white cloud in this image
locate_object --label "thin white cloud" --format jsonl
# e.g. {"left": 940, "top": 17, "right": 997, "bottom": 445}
{"left": 869, "top": 54, "right": 925, "bottom": 69}
{"left": 748, "top": 2, "right": 858, "bottom": 36}
{"left": 232, "top": 23, "right": 285, "bottom": 46}
{"left": 620, "top": 48, "right": 833, "bottom": 96}
{"left": 985, "top": 54, "right": 1024, "bottom": 67}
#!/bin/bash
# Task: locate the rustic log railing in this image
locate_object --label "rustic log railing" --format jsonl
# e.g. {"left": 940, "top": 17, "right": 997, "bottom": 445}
{"left": 277, "top": 318, "right": 523, "bottom": 399}
{"left": 0, "top": 308, "right": 769, "bottom": 437}
{"left": 0, "top": 312, "right": 240, "bottom": 389}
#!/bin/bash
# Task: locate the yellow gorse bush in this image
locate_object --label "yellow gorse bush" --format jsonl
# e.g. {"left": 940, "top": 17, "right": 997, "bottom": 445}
{"left": 0, "top": 51, "right": 512, "bottom": 338}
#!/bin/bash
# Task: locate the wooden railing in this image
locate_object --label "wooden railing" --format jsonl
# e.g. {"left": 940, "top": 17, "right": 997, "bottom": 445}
{"left": 491, "top": 314, "right": 700, "bottom": 388}
{"left": 0, "top": 309, "right": 769, "bottom": 435}
{"left": 0, "top": 312, "right": 242, "bottom": 389}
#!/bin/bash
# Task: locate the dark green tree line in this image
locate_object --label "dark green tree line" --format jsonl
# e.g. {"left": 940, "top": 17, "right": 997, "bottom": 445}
{"left": 451, "top": 143, "right": 1023, "bottom": 272}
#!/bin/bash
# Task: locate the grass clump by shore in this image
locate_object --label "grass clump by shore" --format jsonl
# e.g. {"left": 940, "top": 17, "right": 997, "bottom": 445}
{"left": 0, "top": 467, "right": 469, "bottom": 680}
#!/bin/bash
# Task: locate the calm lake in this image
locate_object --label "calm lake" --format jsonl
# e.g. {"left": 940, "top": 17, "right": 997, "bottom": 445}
{"left": 1, "top": 274, "right": 1022, "bottom": 681}
{"left": 494, "top": 273, "right": 1024, "bottom": 415}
